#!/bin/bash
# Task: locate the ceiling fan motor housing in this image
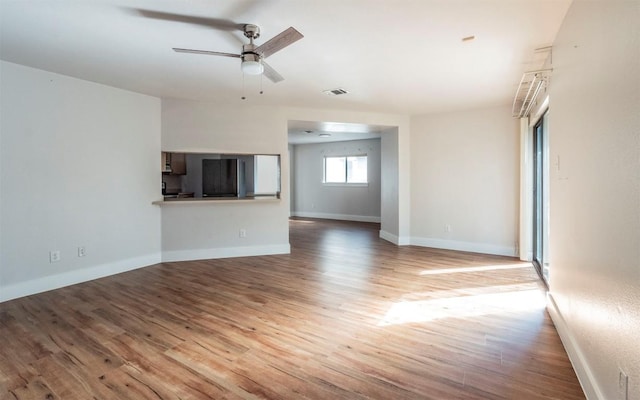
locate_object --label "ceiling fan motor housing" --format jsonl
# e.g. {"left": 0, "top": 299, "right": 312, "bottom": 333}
{"left": 243, "top": 24, "right": 260, "bottom": 40}
{"left": 242, "top": 43, "right": 260, "bottom": 59}
{"left": 241, "top": 43, "right": 262, "bottom": 64}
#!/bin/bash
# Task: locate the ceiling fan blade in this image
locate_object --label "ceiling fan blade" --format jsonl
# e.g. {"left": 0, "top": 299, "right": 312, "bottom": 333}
{"left": 262, "top": 61, "right": 284, "bottom": 83}
{"left": 255, "top": 27, "right": 303, "bottom": 59}
{"left": 132, "top": 9, "right": 245, "bottom": 31}
{"left": 173, "top": 48, "right": 241, "bottom": 58}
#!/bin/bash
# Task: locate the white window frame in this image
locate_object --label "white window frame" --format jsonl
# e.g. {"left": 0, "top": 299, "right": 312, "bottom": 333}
{"left": 323, "top": 155, "right": 368, "bottom": 187}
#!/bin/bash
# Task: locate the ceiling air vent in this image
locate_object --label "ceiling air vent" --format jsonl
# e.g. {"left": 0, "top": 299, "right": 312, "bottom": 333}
{"left": 323, "top": 88, "right": 348, "bottom": 96}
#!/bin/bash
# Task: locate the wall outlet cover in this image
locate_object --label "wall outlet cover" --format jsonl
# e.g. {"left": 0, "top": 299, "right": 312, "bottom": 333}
{"left": 49, "top": 250, "right": 61, "bottom": 263}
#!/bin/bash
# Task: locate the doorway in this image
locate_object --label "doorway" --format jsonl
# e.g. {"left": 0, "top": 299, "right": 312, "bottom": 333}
{"left": 287, "top": 120, "right": 399, "bottom": 240}
{"left": 532, "top": 111, "right": 550, "bottom": 283}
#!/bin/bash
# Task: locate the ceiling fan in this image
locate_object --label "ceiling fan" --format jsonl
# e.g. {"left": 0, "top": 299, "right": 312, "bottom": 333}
{"left": 174, "top": 24, "right": 302, "bottom": 83}
{"left": 134, "top": 9, "right": 303, "bottom": 83}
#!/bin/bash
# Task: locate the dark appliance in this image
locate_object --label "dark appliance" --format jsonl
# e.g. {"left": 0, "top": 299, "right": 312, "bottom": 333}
{"left": 202, "top": 159, "right": 245, "bottom": 197}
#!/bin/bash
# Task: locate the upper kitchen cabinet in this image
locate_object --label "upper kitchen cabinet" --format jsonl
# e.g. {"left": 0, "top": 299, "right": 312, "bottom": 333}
{"left": 162, "top": 152, "right": 186, "bottom": 175}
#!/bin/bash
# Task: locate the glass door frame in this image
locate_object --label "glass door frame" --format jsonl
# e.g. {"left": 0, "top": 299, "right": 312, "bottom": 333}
{"left": 532, "top": 111, "right": 550, "bottom": 285}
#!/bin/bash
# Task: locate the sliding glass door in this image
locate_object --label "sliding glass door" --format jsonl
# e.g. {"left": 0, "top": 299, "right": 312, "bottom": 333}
{"left": 532, "top": 112, "right": 550, "bottom": 283}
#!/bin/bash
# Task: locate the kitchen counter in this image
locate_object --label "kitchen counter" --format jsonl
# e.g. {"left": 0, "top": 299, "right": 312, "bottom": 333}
{"left": 152, "top": 195, "right": 280, "bottom": 205}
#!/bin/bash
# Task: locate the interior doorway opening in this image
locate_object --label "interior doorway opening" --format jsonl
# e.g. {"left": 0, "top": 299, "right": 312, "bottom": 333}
{"left": 287, "top": 120, "right": 399, "bottom": 242}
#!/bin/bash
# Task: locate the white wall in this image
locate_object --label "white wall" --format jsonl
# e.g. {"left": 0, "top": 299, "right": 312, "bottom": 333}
{"left": 0, "top": 61, "right": 161, "bottom": 301}
{"left": 288, "top": 143, "right": 296, "bottom": 213}
{"left": 0, "top": 70, "right": 407, "bottom": 298}
{"left": 410, "top": 105, "right": 520, "bottom": 256}
{"left": 291, "top": 138, "right": 381, "bottom": 222}
{"left": 380, "top": 128, "right": 403, "bottom": 243}
{"left": 546, "top": 2, "right": 640, "bottom": 399}
{"left": 160, "top": 99, "right": 290, "bottom": 261}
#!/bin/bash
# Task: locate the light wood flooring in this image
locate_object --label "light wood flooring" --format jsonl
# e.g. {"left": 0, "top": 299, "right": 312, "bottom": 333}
{"left": 0, "top": 218, "right": 585, "bottom": 399}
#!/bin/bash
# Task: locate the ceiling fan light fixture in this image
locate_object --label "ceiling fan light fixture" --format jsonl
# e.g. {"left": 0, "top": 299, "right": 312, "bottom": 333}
{"left": 241, "top": 52, "right": 263, "bottom": 75}
{"left": 241, "top": 59, "right": 264, "bottom": 75}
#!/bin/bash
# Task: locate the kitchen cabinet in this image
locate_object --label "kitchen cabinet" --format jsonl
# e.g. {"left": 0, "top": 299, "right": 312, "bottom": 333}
{"left": 162, "top": 152, "right": 186, "bottom": 175}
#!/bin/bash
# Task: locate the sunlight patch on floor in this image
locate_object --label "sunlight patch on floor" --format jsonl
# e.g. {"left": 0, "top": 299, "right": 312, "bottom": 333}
{"left": 419, "top": 263, "right": 530, "bottom": 275}
{"left": 399, "top": 282, "right": 541, "bottom": 301}
{"left": 290, "top": 219, "right": 316, "bottom": 224}
{"left": 378, "top": 289, "right": 546, "bottom": 326}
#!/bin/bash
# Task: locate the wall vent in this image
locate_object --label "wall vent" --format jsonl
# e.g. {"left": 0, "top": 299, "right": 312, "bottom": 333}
{"left": 323, "top": 88, "right": 349, "bottom": 96}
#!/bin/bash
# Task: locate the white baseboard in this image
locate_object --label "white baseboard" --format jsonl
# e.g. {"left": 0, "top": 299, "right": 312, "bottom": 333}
{"left": 410, "top": 236, "right": 517, "bottom": 257}
{"left": 162, "top": 244, "right": 291, "bottom": 263}
{"left": 2, "top": 245, "right": 292, "bottom": 303}
{"left": 379, "top": 230, "right": 410, "bottom": 245}
{"left": 547, "top": 293, "right": 603, "bottom": 400}
{"left": 291, "top": 211, "right": 381, "bottom": 223}
{"left": 520, "top": 251, "right": 533, "bottom": 262}
{"left": 0, "top": 253, "right": 161, "bottom": 303}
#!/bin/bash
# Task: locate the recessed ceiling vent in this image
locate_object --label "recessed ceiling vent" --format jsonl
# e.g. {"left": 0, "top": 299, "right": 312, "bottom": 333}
{"left": 323, "top": 88, "right": 349, "bottom": 96}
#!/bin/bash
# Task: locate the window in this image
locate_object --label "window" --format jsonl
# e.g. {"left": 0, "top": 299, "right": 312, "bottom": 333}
{"left": 323, "top": 155, "right": 368, "bottom": 184}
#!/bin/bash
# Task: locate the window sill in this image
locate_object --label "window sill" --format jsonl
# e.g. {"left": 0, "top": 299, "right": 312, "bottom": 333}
{"left": 322, "top": 182, "right": 369, "bottom": 188}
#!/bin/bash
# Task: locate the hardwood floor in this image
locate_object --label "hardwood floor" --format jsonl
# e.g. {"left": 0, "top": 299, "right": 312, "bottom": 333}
{"left": 0, "top": 218, "right": 585, "bottom": 399}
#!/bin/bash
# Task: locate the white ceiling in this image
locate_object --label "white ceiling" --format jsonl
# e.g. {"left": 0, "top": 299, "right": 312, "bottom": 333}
{"left": 288, "top": 120, "right": 391, "bottom": 145}
{"left": 0, "top": 0, "right": 571, "bottom": 139}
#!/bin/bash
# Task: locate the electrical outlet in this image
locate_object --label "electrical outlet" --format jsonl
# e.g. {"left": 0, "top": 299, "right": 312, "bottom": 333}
{"left": 445, "top": 224, "right": 452, "bottom": 233}
{"left": 49, "top": 250, "right": 61, "bottom": 263}
{"left": 78, "top": 246, "right": 86, "bottom": 257}
{"left": 239, "top": 229, "right": 247, "bottom": 238}
{"left": 619, "top": 368, "right": 628, "bottom": 400}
